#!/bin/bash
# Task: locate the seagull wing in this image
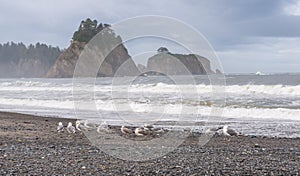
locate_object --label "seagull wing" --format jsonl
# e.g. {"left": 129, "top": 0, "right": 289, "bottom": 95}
{"left": 76, "top": 124, "right": 81, "bottom": 131}
{"left": 67, "top": 126, "right": 76, "bottom": 133}
{"left": 124, "top": 127, "right": 133, "bottom": 134}
{"left": 57, "top": 125, "right": 64, "bottom": 132}
{"left": 227, "top": 128, "right": 238, "bottom": 136}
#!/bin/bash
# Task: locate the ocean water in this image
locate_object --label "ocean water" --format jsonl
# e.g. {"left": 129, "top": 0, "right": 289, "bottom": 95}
{"left": 0, "top": 74, "right": 299, "bottom": 137}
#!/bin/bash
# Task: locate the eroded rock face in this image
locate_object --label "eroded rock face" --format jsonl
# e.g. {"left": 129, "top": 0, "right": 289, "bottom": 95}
{"left": 46, "top": 42, "right": 84, "bottom": 78}
{"left": 147, "top": 53, "right": 214, "bottom": 75}
{"left": 47, "top": 41, "right": 139, "bottom": 78}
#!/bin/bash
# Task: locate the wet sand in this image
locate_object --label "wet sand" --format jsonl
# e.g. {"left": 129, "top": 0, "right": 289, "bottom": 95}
{"left": 0, "top": 112, "right": 300, "bottom": 175}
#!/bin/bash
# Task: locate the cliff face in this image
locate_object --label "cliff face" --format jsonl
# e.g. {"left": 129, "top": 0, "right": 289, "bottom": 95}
{"left": 46, "top": 42, "right": 84, "bottom": 78}
{"left": 147, "top": 53, "right": 214, "bottom": 75}
{"left": 47, "top": 41, "right": 140, "bottom": 78}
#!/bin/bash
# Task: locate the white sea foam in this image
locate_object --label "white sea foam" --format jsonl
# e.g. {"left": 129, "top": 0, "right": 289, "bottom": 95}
{"left": 0, "top": 79, "right": 299, "bottom": 96}
{"left": 225, "top": 84, "right": 300, "bottom": 96}
{"left": 94, "top": 101, "right": 300, "bottom": 121}
{"left": 104, "top": 83, "right": 300, "bottom": 96}
{"left": 0, "top": 78, "right": 299, "bottom": 123}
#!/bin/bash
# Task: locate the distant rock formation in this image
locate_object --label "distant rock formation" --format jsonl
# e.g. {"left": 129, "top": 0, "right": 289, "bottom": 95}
{"left": 137, "top": 64, "right": 148, "bottom": 73}
{"left": 216, "top": 69, "right": 222, "bottom": 74}
{"left": 147, "top": 49, "right": 214, "bottom": 75}
{"left": 46, "top": 41, "right": 84, "bottom": 78}
{"left": 47, "top": 18, "right": 140, "bottom": 78}
{"left": 47, "top": 40, "right": 140, "bottom": 78}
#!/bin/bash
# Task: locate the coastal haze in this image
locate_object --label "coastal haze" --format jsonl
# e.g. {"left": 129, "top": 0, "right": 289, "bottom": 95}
{"left": 0, "top": 0, "right": 300, "bottom": 175}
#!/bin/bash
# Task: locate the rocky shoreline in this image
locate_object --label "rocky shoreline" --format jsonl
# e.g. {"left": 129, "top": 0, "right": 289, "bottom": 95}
{"left": 0, "top": 112, "right": 300, "bottom": 175}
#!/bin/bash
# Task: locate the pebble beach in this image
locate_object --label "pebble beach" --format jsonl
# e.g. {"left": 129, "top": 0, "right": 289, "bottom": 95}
{"left": 0, "top": 112, "right": 300, "bottom": 175}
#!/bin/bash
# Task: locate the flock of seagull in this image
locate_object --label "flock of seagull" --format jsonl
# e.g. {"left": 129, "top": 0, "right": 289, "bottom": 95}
{"left": 57, "top": 121, "right": 80, "bottom": 134}
{"left": 56, "top": 120, "right": 167, "bottom": 136}
{"left": 57, "top": 121, "right": 238, "bottom": 137}
{"left": 120, "top": 124, "right": 165, "bottom": 136}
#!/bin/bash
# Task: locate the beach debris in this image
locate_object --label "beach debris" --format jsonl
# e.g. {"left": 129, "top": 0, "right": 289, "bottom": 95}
{"left": 57, "top": 122, "right": 64, "bottom": 132}
{"left": 121, "top": 126, "right": 133, "bottom": 134}
{"left": 67, "top": 122, "right": 76, "bottom": 134}
{"left": 222, "top": 125, "right": 238, "bottom": 137}
{"left": 254, "top": 143, "right": 261, "bottom": 148}
{"left": 75, "top": 120, "right": 81, "bottom": 131}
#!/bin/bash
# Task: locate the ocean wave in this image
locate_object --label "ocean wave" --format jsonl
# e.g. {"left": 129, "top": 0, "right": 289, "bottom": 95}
{"left": 93, "top": 101, "right": 300, "bottom": 121}
{"left": 0, "top": 97, "right": 299, "bottom": 121}
{"left": 226, "top": 84, "right": 300, "bottom": 96}
{"left": 1, "top": 79, "right": 299, "bottom": 96}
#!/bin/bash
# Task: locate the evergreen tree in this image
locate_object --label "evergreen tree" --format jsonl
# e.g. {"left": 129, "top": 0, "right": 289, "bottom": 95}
{"left": 0, "top": 42, "right": 61, "bottom": 65}
{"left": 72, "top": 18, "right": 111, "bottom": 42}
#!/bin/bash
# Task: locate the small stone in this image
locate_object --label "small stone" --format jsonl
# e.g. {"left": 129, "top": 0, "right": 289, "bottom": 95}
{"left": 254, "top": 143, "right": 260, "bottom": 148}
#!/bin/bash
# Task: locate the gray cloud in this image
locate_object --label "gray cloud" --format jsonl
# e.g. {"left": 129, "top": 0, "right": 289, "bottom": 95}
{"left": 0, "top": 0, "right": 299, "bottom": 73}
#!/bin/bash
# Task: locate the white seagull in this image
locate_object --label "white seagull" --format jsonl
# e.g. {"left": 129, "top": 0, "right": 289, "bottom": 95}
{"left": 153, "top": 127, "right": 166, "bottom": 134}
{"left": 97, "top": 121, "right": 109, "bottom": 133}
{"left": 205, "top": 126, "right": 223, "bottom": 135}
{"left": 67, "top": 122, "right": 76, "bottom": 134}
{"left": 75, "top": 120, "right": 81, "bottom": 131}
{"left": 143, "top": 124, "right": 154, "bottom": 130}
{"left": 83, "top": 120, "right": 92, "bottom": 128}
{"left": 223, "top": 125, "right": 238, "bottom": 137}
{"left": 57, "top": 122, "right": 64, "bottom": 132}
{"left": 121, "top": 126, "right": 133, "bottom": 134}
{"left": 135, "top": 127, "right": 149, "bottom": 136}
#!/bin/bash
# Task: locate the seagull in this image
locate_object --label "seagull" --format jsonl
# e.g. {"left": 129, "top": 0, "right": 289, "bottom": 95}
{"left": 205, "top": 126, "right": 223, "bottom": 135}
{"left": 57, "top": 122, "right": 64, "bottom": 132}
{"left": 153, "top": 127, "right": 165, "bottom": 133}
{"left": 97, "top": 121, "right": 109, "bottom": 133}
{"left": 121, "top": 126, "right": 133, "bottom": 134}
{"left": 67, "top": 122, "right": 76, "bottom": 134}
{"left": 75, "top": 120, "right": 81, "bottom": 131}
{"left": 135, "top": 127, "right": 149, "bottom": 136}
{"left": 143, "top": 124, "right": 154, "bottom": 130}
{"left": 222, "top": 125, "right": 238, "bottom": 137}
{"left": 83, "top": 120, "right": 93, "bottom": 128}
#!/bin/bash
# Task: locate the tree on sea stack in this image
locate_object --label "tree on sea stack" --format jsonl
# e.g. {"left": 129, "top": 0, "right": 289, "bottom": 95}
{"left": 72, "top": 18, "right": 111, "bottom": 43}
{"left": 157, "top": 47, "right": 169, "bottom": 53}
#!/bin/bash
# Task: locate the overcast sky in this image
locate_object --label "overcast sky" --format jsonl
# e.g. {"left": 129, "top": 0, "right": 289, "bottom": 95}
{"left": 0, "top": 0, "right": 299, "bottom": 73}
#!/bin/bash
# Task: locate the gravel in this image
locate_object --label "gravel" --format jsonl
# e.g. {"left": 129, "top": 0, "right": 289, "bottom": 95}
{"left": 0, "top": 112, "right": 300, "bottom": 175}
